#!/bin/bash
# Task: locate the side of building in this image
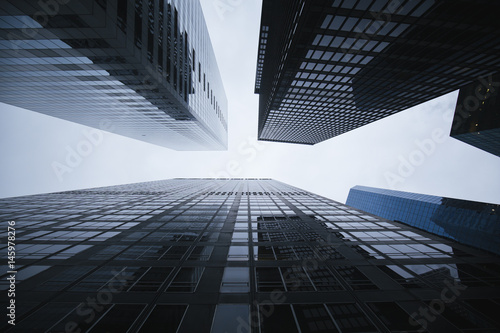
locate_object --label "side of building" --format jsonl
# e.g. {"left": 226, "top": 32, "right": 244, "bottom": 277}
{"left": 0, "top": 0, "right": 228, "bottom": 150}
{"left": 450, "top": 73, "right": 500, "bottom": 157}
{"left": 255, "top": 0, "right": 500, "bottom": 145}
{"left": 346, "top": 185, "right": 500, "bottom": 255}
{"left": 1, "top": 179, "right": 500, "bottom": 332}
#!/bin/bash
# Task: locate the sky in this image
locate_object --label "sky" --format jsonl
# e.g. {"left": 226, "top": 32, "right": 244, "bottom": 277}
{"left": 0, "top": 0, "right": 499, "bottom": 205}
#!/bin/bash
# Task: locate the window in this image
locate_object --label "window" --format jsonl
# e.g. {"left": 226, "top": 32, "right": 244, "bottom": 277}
{"left": 211, "top": 304, "right": 249, "bottom": 332}
{"left": 260, "top": 305, "right": 299, "bottom": 333}
{"left": 326, "top": 303, "right": 378, "bottom": 332}
{"left": 86, "top": 304, "right": 145, "bottom": 332}
{"left": 256, "top": 267, "right": 284, "bottom": 291}
{"left": 220, "top": 267, "right": 249, "bottom": 293}
{"left": 336, "top": 266, "right": 378, "bottom": 290}
{"left": 294, "top": 304, "right": 338, "bottom": 333}
{"left": 228, "top": 246, "right": 248, "bottom": 261}
{"left": 138, "top": 304, "right": 187, "bottom": 332}
{"left": 166, "top": 267, "right": 204, "bottom": 292}
{"left": 129, "top": 267, "right": 173, "bottom": 292}
{"left": 367, "top": 302, "right": 415, "bottom": 331}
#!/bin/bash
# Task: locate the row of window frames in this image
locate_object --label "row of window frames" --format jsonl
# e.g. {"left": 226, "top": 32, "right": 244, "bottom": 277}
{"left": 295, "top": 67, "right": 358, "bottom": 81}
{"left": 321, "top": 14, "right": 411, "bottom": 38}
{"left": 306, "top": 48, "right": 374, "bottom": 65}
{"left": 32, "top": 303, "right": 185, "bottom": 333}
{"left": 291, "top": 78, "right": 358, "bottom": 90}
{"left": 32, "top": 265, "right": 375, "bottom": 294}
{"left": 287, "top": 85, "right": 353, "bottom": 96}
{"left": 279, "top": 90, "right": 435, "bottom": 107}
{"left": 196, "top": 63, "right": 225, "bottom": 123}
{"left": 297, "top": 62, "right": 480, "bottom": 92}
{"left": 313, "top": 34, "right": 391, "bottom": 55}
{"left": 3, "top": 43, "right": 222, "bottom": 119}
{"left": 88, "top": 241, "right": 341, "bottom": 260}
{"left": 14, "top": 301, "right": 426, "bottom": 333}
{"left": 280, "top": 90, "right": 354, "bottom": 101}
{"left": 22, "top": 297, "right": 500, "bottom": 333}
{"left": 253, "top": 299, "right": 500, "bottom": 332}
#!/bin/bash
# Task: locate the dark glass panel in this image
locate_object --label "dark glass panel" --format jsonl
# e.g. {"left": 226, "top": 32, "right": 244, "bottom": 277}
{"left": 327, "top": 303, "right": 378, "bottom": 333}
{"left": 260, "top": 304, "right": 299, "bottom": 333}
{"left": 256, "top": 267, "right": 285, "bottom": 292}
{"left": 138, "top": 304, "right": 187, "bottom": 332}
{"left": 129, "top": 267, "right": 173, "bottom": 292}
{"left": 463, "top": 299, "right": 500, "bottom": 326}
{"left": 88, "top": 304, "right": 145, "bottom": 332}
{"left": 61, "top": 39, "right": 110, "bottom": 48}
{"left": 282, "top": 266, "right": 315, "bottom": 292}
{"left": 367, "top": 302, "right": 415, "bottom": 331}
{"left": 166, "top": 267, "right": 204, "bottom": 292}
{"left": 425, "top": 301, "right": 494, "bottom": 330}
{"left": 293, "top": 304, "right": 339, "bottom": 333}
{"left": 211, "top": 304, "right": 249, "bottom": 332}
{"left": 336, "top": 266, "right": 378, "bottom": 290}
{"left": 117, "top": 0, "right": 127, "bottom": 32}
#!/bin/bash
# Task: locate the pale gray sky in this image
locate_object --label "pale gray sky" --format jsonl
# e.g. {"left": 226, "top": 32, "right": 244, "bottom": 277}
{"left": 1, "top": 0, "right": 499, "bottom": 204}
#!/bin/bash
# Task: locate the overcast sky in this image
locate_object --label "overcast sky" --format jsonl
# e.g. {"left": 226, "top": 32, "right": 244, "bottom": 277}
{"left": 1, "top": 0, "right": 499, "bottom": 204}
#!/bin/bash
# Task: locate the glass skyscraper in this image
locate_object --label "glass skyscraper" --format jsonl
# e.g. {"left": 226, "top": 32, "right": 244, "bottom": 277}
{"left": 346, "top": 185, "right": 500, "bottom": 256}
{"left": 450, "top": 74, "right": 500, "bottom": 157}
{"left": 254, "top": 0, "right": 500, "bottom": 145}
{"left": 0, "top": 0, "right": 228, "bottom": 150}
{"left": 1, "top": 179, "right": 500, "bottom": 332}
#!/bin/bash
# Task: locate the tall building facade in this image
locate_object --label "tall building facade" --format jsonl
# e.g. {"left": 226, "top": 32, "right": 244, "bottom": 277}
{"left": 450, "top": 74, "right": 500, "bottom": 157}
{"left": 255, "top": 0, "right": 500, "bottom": 144}
{"left": 0, "top": 0, "right": 227, "bottom": 150}
{"left": 2, "top": 179, "right": 500, "bottom": 332}
{"left": 346, "top": 185, "right": 500, "bottom": 255}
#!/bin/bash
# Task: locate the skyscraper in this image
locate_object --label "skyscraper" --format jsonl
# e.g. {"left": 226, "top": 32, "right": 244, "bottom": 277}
{"left": 2, "top": 179, "right": 500, "bottom": 332}
{"left": 450, "top": 74, "right": 500, "bottom": 157}
{"left": 0, "top": 0, "right": 227, "bottom": 150}
{"left": 255, "top": 0, "right": 500, "bottom": 145}
{"left": 346, "top": 185, "right": 500, "bottom": 255}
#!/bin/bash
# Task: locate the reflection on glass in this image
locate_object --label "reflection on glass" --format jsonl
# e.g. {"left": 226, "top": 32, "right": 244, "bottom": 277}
{"left": 367, "top": 302, "right": 415, "bottom": 331}
{"left": 138, "top": 304, "right": 187, "bottom": 332}
{"left": 44, "top": 303, "right": 111, "bottom": 332}
{"left": 87, "top": 304, "right": 145, "bottom": 332}
{"left": 220, "top": 267, "right": 249, "bottom": 293}
{"left": 162, "top": 246, "right": 189, "bottom": 260}
{"left": 282, "top": 267, "right": 314, "bottom": 292}
{"left": 256, "top": 267, "right": 284, "bottom": 292}
{"left": 231, "top": 231, "right": 248, "bottom": 242}
{"left": 404, "top": 264, "right": 458, "bottom": 282}
{"left": 377, "top": 265, "right": 424, "bottom": 289}
{"left": 228, "top": 246, "right": 249, "bottom": 261}
{"left": 260, "top": 304, "right": 299, "bottom": 333}
{"left": 188, "top": 245, "right": 214, "bottom": 261}
{"left": 211, "top": 304, "right": 249, "bottom": 332}
{"left": 336, "top": 266, "right": 378, "bottom": 290}
{"left": 254, "top": 245, "right": 275, "bottom": 261}
{"left": 166, "top": 267, "right": 204, "bottom": 292}
{"left": 129, "top": 267, "right": 173, "bottom": 292}
{"left": 326, "top": 303, "right": 378, "bottom": 333}
{"left": 293, "top": 304, "right": 339, "bottom": 333}
{"left": 71, "top": 266, "right": 144, "bottom": 292}
{"left": 234, "top": 222, "right": 248, "bottom": 230}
